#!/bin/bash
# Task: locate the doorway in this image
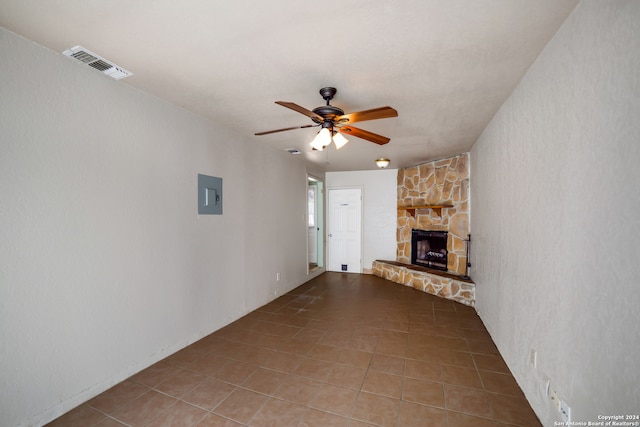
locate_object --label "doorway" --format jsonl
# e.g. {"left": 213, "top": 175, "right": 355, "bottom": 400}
{"left": 327, "top": 187, "right": 362, "bottom": 273}
{"left": 307, "top": 176, "right": 324, "bottom": 273}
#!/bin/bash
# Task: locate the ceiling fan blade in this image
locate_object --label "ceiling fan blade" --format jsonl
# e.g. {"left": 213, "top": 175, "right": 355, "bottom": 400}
{"left": 275, "top": 101, "right": 324, "bottom": 121}
{"left": 254, "top": 124, "right": 316, "bottom": 136}
{"left": 335, "top": 106, "right": 398, "bottom": 124}
{"left": 339, "top": 126, "right": 390, "bottom": 145}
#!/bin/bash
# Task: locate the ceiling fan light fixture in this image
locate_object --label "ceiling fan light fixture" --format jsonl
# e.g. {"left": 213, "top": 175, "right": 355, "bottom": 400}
{"left": 376, "top": 158, "right": 390, "bottom": 168}
{"left": 333, "top": 132, "right": 348, "bottom": 150}
{"left": 310, "top": 127, "right": 331, "bottom": 150}
{"left": 255, "top": 87, "right": 398, "bottom": 151}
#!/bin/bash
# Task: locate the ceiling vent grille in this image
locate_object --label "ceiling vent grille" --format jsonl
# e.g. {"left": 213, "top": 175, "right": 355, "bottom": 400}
{"left": 62, "top": 46, "right": 133, "bottom": 80}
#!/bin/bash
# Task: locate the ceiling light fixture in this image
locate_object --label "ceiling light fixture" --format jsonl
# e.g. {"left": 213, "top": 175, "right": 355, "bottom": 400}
{"left": 310, "top": 124, "right": 349, "bottom": 151}
{"left": 375, "top": 158, "right": 390, "bottom": 168}
{"left": 310, "top": 127, "right": 331, "bottom": 150}
{"left": 332, "top": 132, "right": 348, "bottom": 150}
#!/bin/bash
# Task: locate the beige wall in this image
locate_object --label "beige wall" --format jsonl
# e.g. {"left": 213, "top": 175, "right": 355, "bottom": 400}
{"left": 0, "top": 28, "right": 323, "bottom": 426}
{"left": 471, "top": 1, "right": 640, "bottom": 424}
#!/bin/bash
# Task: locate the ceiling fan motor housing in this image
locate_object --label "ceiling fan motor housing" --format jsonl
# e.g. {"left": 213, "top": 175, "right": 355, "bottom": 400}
{"left": 312, "top": 105, "right": 345, "bottom": 124}
{"left": 312, "top": 87, "right": 344, "bottom": 124}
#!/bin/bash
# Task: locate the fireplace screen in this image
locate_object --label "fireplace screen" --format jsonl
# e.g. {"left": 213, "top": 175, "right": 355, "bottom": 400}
{"left": 411, "top": 229, "right": 448, "bottom": 271}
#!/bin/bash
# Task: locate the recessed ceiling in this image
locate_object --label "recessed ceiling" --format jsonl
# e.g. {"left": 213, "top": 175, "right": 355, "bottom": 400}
{"left": 0, "top": 0, "right": 579, "bottom": 171}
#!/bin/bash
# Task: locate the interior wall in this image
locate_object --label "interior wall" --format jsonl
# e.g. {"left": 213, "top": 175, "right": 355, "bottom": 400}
{"left": 0, "top": 28, "right": 323, "bottom": 427}
{"left": 325, "top": 169, "right": 397, "bottom": 271}
{"left": 470, "top": 1, "right": 640, "bottom": 424}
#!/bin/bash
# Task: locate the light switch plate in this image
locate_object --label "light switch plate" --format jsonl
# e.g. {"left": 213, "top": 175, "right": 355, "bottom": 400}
{"left": 198, "top": 174, "right": 222, "bottom": 215}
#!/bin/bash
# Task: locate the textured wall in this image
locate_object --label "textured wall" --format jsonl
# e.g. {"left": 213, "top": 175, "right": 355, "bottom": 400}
{"left": 0, "top": 28, "right": 323, "bottom": 426}
{"left": 471, "top": 1, "right": 640, "bottom": 424}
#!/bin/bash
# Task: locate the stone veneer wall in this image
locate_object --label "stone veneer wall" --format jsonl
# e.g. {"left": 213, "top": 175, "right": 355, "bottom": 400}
{"left": 397, "top": 153, "right": 470, "bottom": 276}
{"left": 373, "top": 261, "right": 475, "bottom": 306}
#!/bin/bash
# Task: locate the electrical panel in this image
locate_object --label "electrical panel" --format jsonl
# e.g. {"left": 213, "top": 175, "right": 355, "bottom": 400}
{"left": 198, "top": 174, "right": 222, "bottom": 215}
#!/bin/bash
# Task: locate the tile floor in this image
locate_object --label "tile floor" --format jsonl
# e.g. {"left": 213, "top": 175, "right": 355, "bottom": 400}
{"left": 47, "top": 272, "right": 542, "bottom": 427}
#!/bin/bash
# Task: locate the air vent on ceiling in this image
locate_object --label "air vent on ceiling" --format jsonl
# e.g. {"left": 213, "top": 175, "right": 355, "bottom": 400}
{"left": 62, "top": 46, "right": 133, "bottom": 80}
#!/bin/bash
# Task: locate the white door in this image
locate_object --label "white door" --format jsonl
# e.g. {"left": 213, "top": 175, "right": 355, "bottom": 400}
{"left": 327, "top": 188, "right": 362, "bottom": 273}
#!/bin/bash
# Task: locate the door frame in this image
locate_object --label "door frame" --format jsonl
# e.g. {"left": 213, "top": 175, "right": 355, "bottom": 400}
{"left": 307, "top": 175, "right": 324, "bottom": 273}
{"left": 326, "top": 186, "right": 364, "bottom": 273}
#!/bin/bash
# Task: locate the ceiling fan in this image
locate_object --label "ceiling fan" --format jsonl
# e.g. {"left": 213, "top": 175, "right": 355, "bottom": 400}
{"left": 255, "top": 87, "right": 398, "bottom": 150}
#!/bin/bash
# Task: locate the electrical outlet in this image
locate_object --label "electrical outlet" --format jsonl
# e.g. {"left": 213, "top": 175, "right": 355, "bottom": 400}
{"left": 530, "top": 349, "right": 537, "bottom": 368}
{"left": 560, "top": 398, "right": 571, "bottom": 423}
{"left": 548, "top": 384, "right": 570, "bottom": 422}
{"left": 549, "top": 387, "right": 561, "bottom": 413}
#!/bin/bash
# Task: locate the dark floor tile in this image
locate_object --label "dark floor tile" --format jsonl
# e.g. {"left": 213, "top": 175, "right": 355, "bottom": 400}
{"left": 309, "top": 383, "right": 358, "bottom": 417}
{"left": 86, "top": 380, "right": 149, "bottom": 414}
{"left": 401, "top": 377, "right": 445, "bottom": 408}
{"left": 473, "top": 353, "right": 511, "bottom": 373}
{"left": 444, "top": 384, "right": 493, "bottom": 419}
{"left": 94, "top": 418, "right": 128, "bottom": 427}
{"left": 362, "top": 370, "right": 403, "bottom": 399}
{"left": 212, "top": 388, "right": 269, "bottom": 424}
{"left": 130, "top": 362, "right": 181, "bottom": 388}
{"left": 154, "top": 368, "right": 207, "bottom": 398}
{"left": 195, "top": 413, "right": 245, "bottom": 426}
{"left": 181, "top": 378, "right": 236, "bottom": 411}
{"left": 487, "top": 392, "right": 542, "bottom": 426}
{"left": 300, "top": 408, "right": 350, "bottom": 426}
{"left": 369, "top": 353, "right": 405, "bottom": 375}
{"left": 144, "top": 400, "right": 208, "bottom": 427}
{"left": 441, "top": 364, "right": 483, "bottom": 389}
{"left": 405, "top": 359, "right": 442, "bottom": 382}
{"left": 47, "top": 272, "right": 540, "bottom": 427}
{"left": 351, "top": 392, "right": 400, "bottom": 427}
{"left": 110, "top": 390, "right": 177, "bottom": 427}
{"left": 249, "top": 397, "right": 308, "bottom": 427}
{"left": 293, "top": 357, "right": 334, "bottom": 381}
{"left": 398, "top": 401, "right": 447, "bottom": 427}
{"left": 447, "top": 410, "right": 500, "bottom": 427}
{"left": 437, "top": 349, "right": 475, "bottom": 368}
{"left": 272, "top": 375, "right": 322, "bottom": 406}
{"left": 467, "top": 337, "right": 500, "bottom": 355}
{"left": 241, "top": 367, "right": 288, "bottom": 395}
{"left": 479, "top": 370, "right": 525, "bottom": 397}
{"left": 325, "top": 364, "right": 367, "bottom": 389}
{"left": 46, "top": 404, "right": 106, "bottom": 427}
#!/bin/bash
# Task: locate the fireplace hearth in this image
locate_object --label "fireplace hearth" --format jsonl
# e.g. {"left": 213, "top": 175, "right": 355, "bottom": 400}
{"left": 411, "top": 229, "right": 448, "bottom": 271}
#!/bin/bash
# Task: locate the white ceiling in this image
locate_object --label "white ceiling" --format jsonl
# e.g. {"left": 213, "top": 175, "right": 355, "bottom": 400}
{"left": 0, "top": 0, "right": 579, "bottom": 171}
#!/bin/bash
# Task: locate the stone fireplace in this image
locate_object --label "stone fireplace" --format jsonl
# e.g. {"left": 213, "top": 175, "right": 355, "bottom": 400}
{"left": 397, "top": 153, "right": 470, "bottom": 276}
{"left": 411, "top": 229, "right": 448, "bottom": 271}
{"left": 373, "top": 153, "right": 475, "bottom": 306}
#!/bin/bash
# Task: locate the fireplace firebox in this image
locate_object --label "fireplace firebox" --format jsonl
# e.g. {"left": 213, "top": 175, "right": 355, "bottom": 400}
{"left": 411, "top": 229, "right": 448, "bottom": 271}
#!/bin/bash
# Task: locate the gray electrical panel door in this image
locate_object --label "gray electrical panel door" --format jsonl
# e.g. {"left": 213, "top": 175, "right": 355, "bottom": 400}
{"left": 198, "top": 174, "right": 223, "bottom": 215}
